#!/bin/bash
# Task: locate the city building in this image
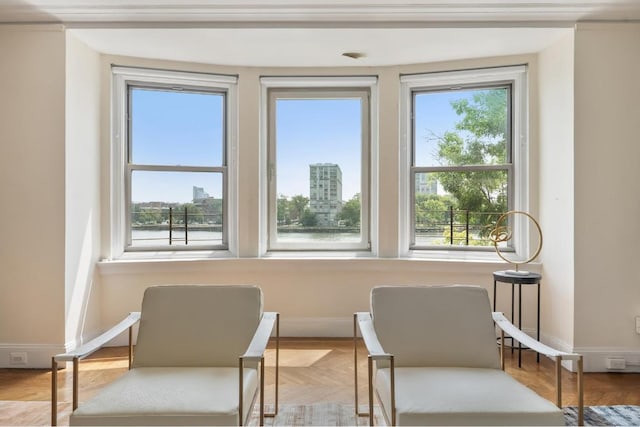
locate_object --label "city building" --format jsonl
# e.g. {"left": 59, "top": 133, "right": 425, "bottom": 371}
{"left": 192, "top": 186, "right": 210, "bottom": 202}
{"left": 415, "top": 174, "right": 438, "bottom": 195}
{"left": 309, "top": 163, "right": 342, "bottom": 226}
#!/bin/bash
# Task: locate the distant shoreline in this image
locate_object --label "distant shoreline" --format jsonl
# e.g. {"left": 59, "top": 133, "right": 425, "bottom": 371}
{"left": 132, "top": 225, "right": 360, "bottom": 233}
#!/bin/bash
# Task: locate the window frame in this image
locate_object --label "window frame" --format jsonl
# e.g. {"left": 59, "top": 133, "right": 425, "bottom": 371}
{"left": 260, "top": 76, "right": 378, "bottom": 253}
{"left": 399, "top": 65, "right": 529, "bottom": 257}
{"left": 111, "top": 67, "right": 238, "bottom": 258}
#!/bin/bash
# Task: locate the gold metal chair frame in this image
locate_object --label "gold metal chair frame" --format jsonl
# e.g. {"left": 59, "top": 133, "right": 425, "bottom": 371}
{"left": 354, "top": 311, "right": 584, "bottom": 426}
{"left": 52, "top": 312, "right": 280, "bottom": 427}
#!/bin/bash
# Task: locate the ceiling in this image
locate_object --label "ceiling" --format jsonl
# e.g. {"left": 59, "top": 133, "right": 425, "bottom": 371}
{"left": 2, "top": 1, "right": 639, "bottom": 67}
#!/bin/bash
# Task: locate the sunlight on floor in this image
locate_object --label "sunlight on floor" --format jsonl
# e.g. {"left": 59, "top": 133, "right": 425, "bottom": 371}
{"left": 264, "top": 349, "right": 332, "bottom": 368}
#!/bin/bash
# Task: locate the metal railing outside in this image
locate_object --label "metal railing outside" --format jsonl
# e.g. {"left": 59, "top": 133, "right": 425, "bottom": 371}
{"left": 414, "top": 207, "right": 506, "bottom": 247}
{"left": 131, "top": 207, "right": 222, "bottom": 246}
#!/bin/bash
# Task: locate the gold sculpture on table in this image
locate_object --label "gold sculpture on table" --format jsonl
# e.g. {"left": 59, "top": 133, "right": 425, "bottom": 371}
{"left": 489, "top": 210, "right": 543, "bottom": 275}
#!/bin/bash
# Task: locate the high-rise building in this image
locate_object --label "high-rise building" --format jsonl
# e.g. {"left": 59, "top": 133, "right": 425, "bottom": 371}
{"left": 193, "top": 186, "right": 210, "bottom": 202}
{"left": 309, "top": 163, "right": 342, "bottom": 226}
{"left": 415, "top": 174, "right": 438, "bottom": 195}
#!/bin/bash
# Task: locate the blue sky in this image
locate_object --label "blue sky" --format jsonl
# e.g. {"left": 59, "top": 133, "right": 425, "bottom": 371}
{"left": 275, "top": 98, "right": 362, "bottom": 200}
{"left": 130, "top": 88, "right": 223, "bottom": 203}
{"left": 130, "top": 87, "right": 476, "bottom": 203}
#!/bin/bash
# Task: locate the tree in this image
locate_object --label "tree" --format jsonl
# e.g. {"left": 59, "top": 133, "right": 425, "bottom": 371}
{"left": 337, "top": 194, "right": 360, "bottom": 227}
{"left": 200, "top": 198, "right": 223, "bottom": 224}
{"left": 182, "top": 203, "right": 205, "bottom": 224}
{"left": 300, "top": 208, "right": 318, "bottom": 227}
{"left": 277, "top": 196, "right": 291, "bottom": 225}
{"left": 434, "top": 89, "right": 508, "bottom": 229}
{"left": 414, "top": 194, "right": 455, "bottom": 229}
{"left": 289, "top": 195, "right": 309, "bottom": 223}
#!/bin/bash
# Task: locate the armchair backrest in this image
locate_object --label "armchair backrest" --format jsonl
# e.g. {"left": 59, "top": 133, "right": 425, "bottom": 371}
{"left": 133, "top": 285, "right": 263, "bottom": 368}
{"left": 371, "top": 285, "right": 500, "bottom": 369}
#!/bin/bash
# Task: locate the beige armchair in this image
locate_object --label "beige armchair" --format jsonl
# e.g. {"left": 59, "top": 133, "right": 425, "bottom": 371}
{"left": 354, "top": 285, "right": 583, "bottom": 426}
{"left": 52, "top": 285, "right": 279, "bottom": 426}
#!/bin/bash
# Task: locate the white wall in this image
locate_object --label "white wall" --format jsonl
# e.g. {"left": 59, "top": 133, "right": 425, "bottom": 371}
{"left": 573, "top": 23, "right": 640, "bottom": 371}
{"left": 99, "top": 259, "right": 508, "bottom": 338}
{"left": 0, "top": 25, "right": 67, "bottom": 367}
{"left": 65, "top": 32, "right": 103, "bottom": 350}
{"left": 538, "top": 32, "right": 575, "bottom": 351}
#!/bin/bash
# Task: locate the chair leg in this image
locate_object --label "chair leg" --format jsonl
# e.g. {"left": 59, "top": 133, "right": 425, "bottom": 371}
{"left": 390, "top": 356, "right": 396, "bottom": 426}
{"left": 128, "top": 325, "right": 134, "bottom": 369}
{"left": 265, "top": 313, "right": 279, "bottom": 418}
{"left": 500, "top": 329, "right": 505, "bottom": 370}
{"left": 368, "top": 356, "right": 374, "bottom": 426}
{"left": 238, "top": 358, "right": 244, "bottom": 427}
{"left": 73, "top": 357, "right": 79, "bottom": 410}
{"left": 260, "top": 357, "right": 265, "bottom": 426}
{"left": 51, "top": 357, "right": 57, "bottom": 427}
{"left": 578, "top": 356, "right": 584, "bottom": 426}
{"left": 354, "top": 314, "right": 368, "bottom": 417}
{"left": 555, "top": 356, "right": 562, "bottom": 408}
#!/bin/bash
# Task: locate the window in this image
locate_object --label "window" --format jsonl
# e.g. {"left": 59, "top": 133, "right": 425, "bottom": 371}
{"left": 261, "top": 77, "right": 377, "bottom": 251}
{"left": 400, "top": 66, "right": 528, "bottom": 253}
{"left": 111, "top": 67, "right": 237, "bottom": 255}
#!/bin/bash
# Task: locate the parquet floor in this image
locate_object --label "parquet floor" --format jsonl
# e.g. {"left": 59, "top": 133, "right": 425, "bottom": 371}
{"left": 1, "top": 338, "right": 639, "bottom": 425}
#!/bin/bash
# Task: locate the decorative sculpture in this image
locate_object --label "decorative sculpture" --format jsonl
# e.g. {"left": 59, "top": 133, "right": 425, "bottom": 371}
{"left": 489, "top": 210, "right": 543, "bottom": 275}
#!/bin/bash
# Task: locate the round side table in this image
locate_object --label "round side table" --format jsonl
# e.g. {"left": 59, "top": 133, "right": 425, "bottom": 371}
{"left": 492, "top": 270, "right": 542, "bottom": 368}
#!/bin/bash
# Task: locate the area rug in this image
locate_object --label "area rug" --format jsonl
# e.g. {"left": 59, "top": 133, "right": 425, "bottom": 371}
{"left": 248, "top": 403, "right": 383, "bottom": 426}
{"left": 564, "top": 405, "right": 640, "bottom": 426}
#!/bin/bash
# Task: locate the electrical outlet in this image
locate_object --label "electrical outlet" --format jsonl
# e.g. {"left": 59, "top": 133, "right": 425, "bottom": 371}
{"left": 9, "top": 352, "right": 27, "bottom": 365}
{"left": 606, "top": 358, "right": 626, "bottom": 370}
{"left": 636, "top": 316, "right": 640, "bottom": 334}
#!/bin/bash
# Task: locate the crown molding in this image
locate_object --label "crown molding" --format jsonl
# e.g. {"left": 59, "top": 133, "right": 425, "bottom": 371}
{"left": 2, "top": 1, "right": 640, "bottom": 24}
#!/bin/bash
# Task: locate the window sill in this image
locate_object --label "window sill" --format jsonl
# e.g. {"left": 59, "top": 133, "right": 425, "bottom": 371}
{"left": 261, "top": 250, "right": 376, "bottom": 259}
{"left": 96, "top": 248, "right": 540, "bottom": 277}
{"left": 407, "top": 248, "right": 502, "bottom": 262}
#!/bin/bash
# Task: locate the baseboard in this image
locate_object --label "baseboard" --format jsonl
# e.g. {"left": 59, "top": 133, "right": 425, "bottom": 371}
{"left": 0, "top": 343, "right": 66, "bottom": 369}
{"left": 533, "top": 333, "right": 640, "bottom": 373}
{"left": 572, "top": 347, "right": 640, "bottom": 373}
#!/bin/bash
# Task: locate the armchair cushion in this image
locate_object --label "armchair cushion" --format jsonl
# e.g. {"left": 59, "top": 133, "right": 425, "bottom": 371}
{"left": 69, "top": 367, "right": 258, "bottom": 426}
{"left": 371, "top": 285, "right": 500, "bottom": 368}
{"left": 376, "top": 367, "right": 564, "bottom": 426}
{"left": 133, "top": 285, "right": 263, "bottom": 368}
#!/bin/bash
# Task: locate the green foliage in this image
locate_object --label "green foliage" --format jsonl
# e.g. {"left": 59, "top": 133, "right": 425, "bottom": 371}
{"left": 199, "top": 198, "right": 223, "bottom": 224}
{"left": 337, "top": 194, "right": 361, "bottom": 227}
{"left": 182, "top": 203, "right": 204, "bottom": 224}
{"left": 277, "top": 196, "right": 291, "bottom": 225}
{"left": 133, "top": 208, "right": 163, "bottom": 225}
{"left": 132, "top": 198, "right": 223, "bottom": 226}
{"left": 300, "top": 208, "right": 318, "bottom": 227}
{"left": 450, "top": 89, "right": 508, "bottom": 149}
{"left": 289, "top": 195, "right": 310, "bottom": 223}
{"left": 439, "top": 227, "right": 490, "bottom": 247}
{"left": 276, "top": 194, "right": 309, "bottom": 225}
{"left": 414, "top": 193, "right": 456, "bottom": 228}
